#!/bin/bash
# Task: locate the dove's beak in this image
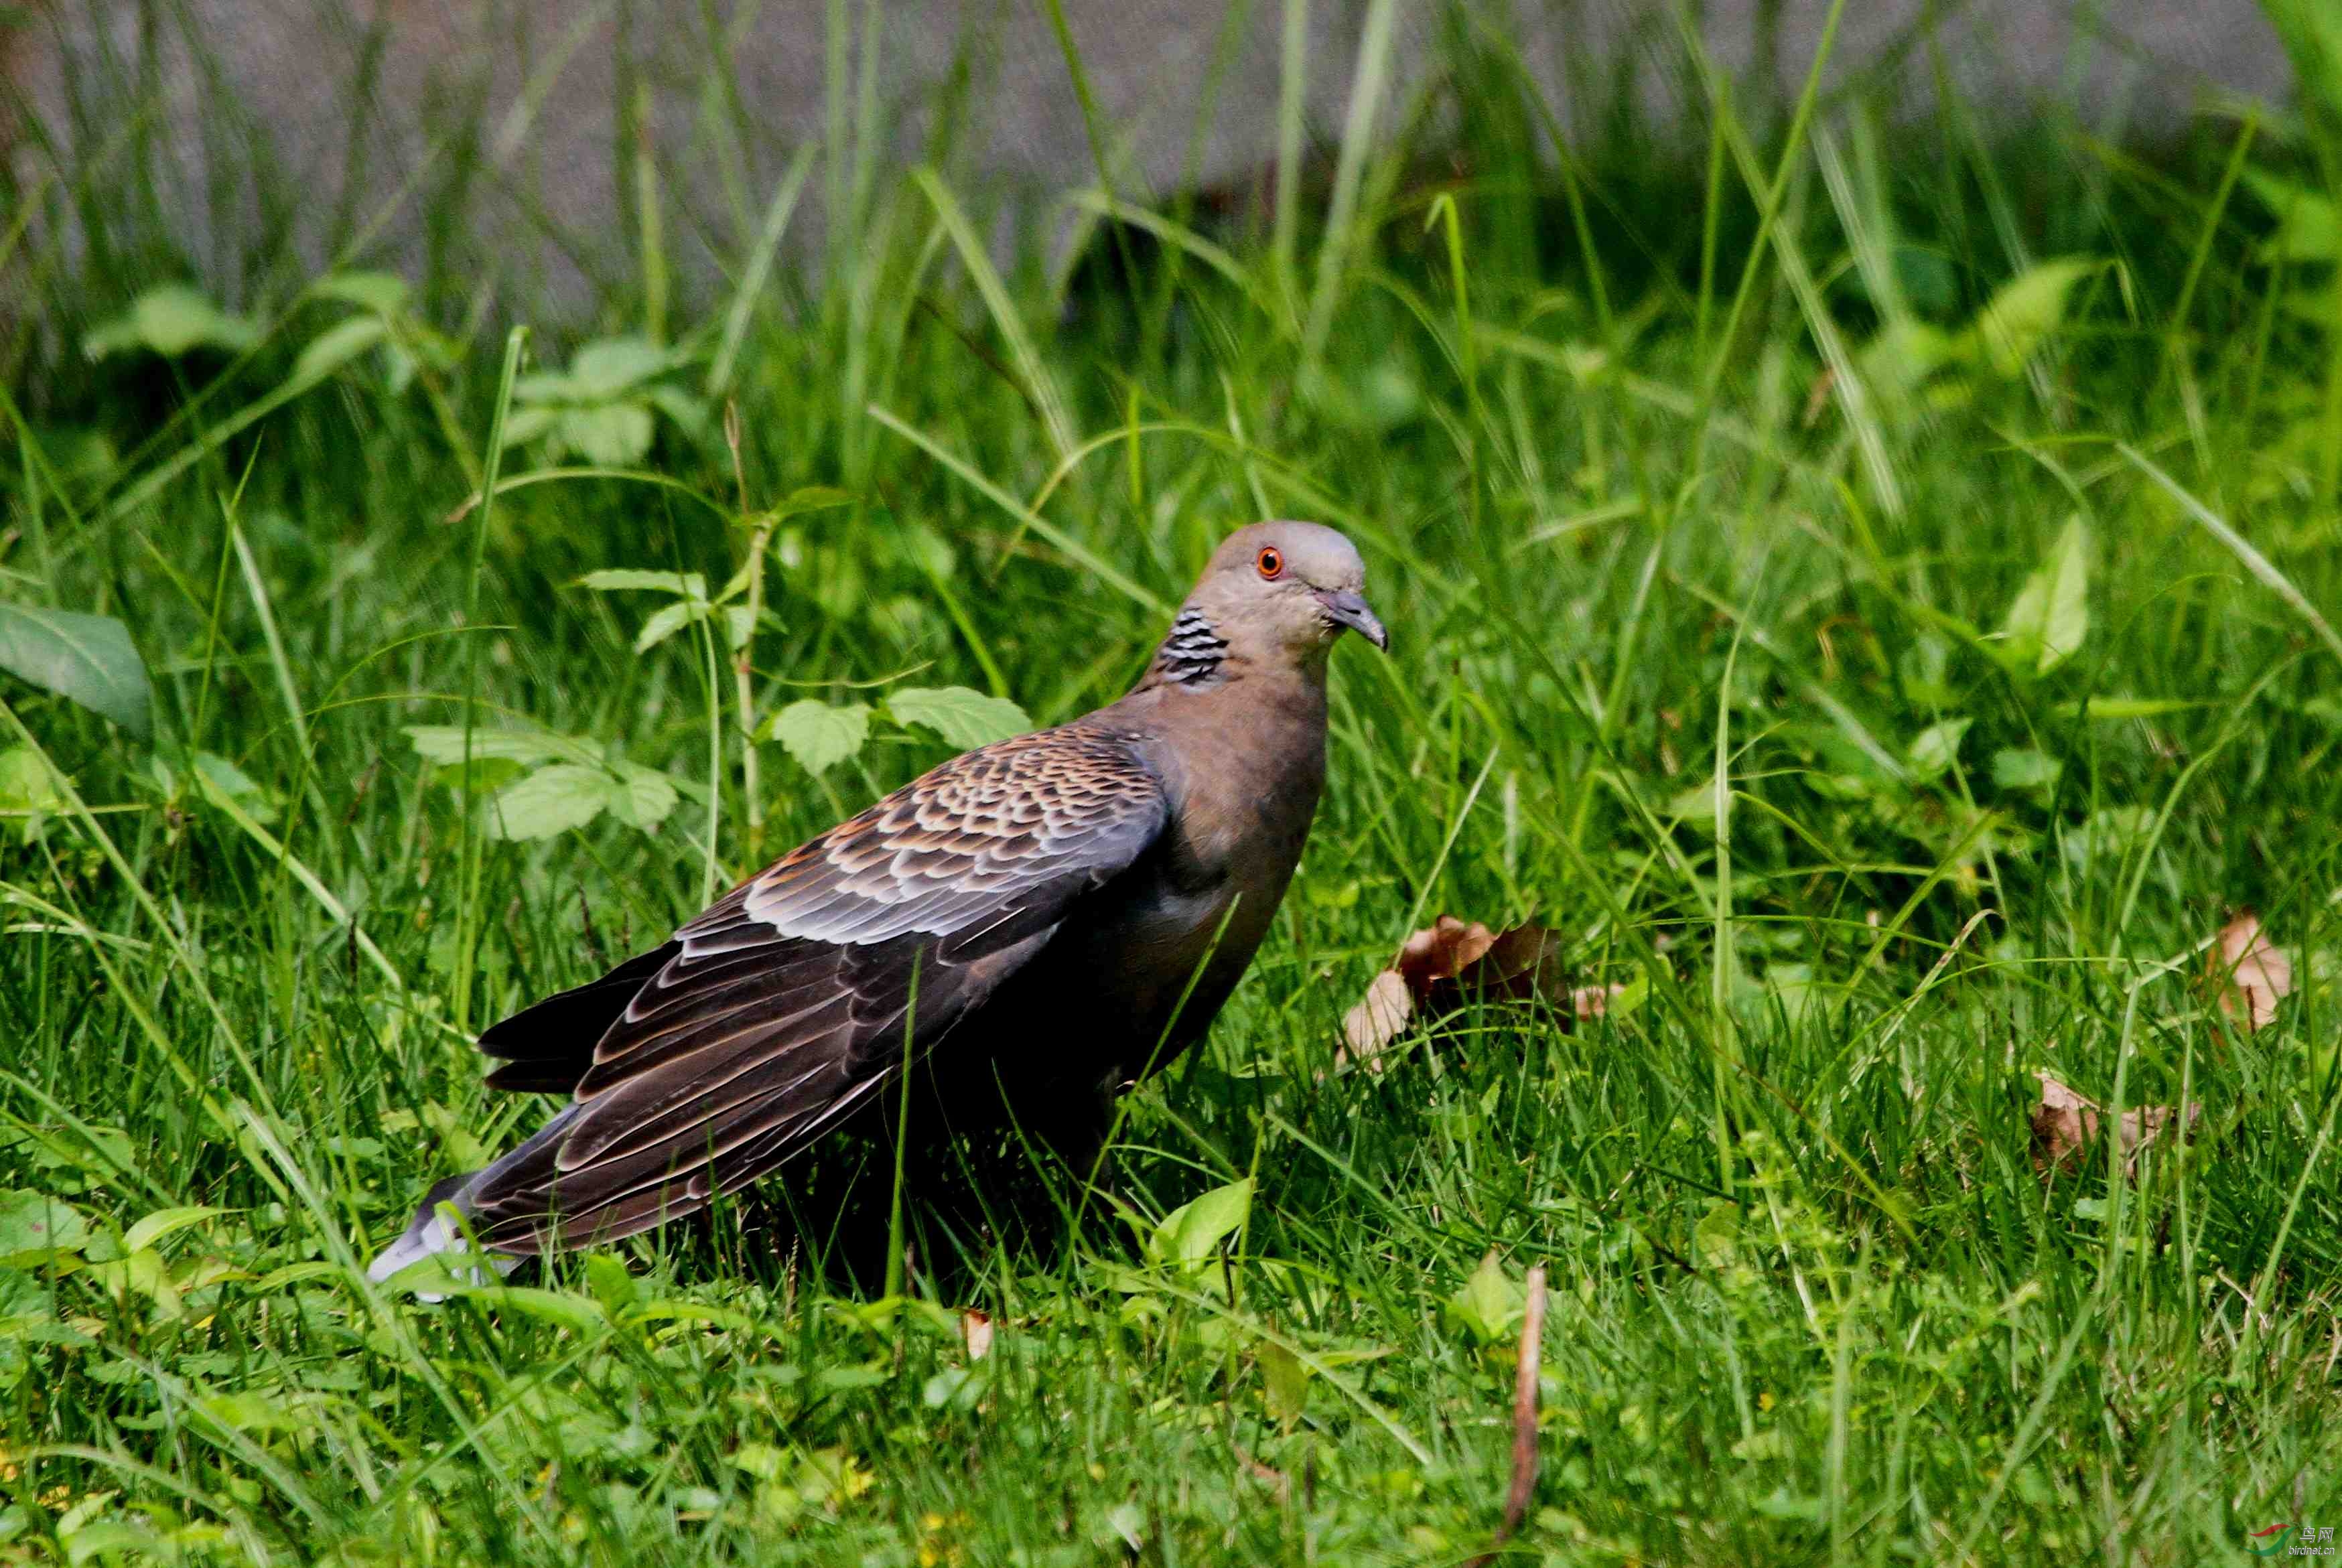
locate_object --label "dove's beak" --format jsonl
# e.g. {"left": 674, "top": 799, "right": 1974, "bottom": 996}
{"left": 1319, "top": 589, "right": 1389, "bottom": 652}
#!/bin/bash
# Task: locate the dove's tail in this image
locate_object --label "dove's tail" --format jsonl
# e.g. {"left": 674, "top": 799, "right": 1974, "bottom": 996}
{"left": 368, "top": 1110, "right": 582, "bottom": 1292}
{"left": 366, "top": 1173, "right": 505, "bottom": 1289}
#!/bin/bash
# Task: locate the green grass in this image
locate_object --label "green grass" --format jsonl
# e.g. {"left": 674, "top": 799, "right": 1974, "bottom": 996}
{"left": 1, "top": 5, "right": 2341, "bottom": 1563}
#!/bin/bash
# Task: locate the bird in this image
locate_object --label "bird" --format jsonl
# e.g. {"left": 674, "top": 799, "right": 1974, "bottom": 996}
{"left": 369, "top": 520, "right": 1386, "bottom": 1285}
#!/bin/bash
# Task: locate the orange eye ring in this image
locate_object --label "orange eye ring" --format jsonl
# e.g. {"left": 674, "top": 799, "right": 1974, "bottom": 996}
{"left": 1255, "top": 546, "right": 1285, "bottom": 579}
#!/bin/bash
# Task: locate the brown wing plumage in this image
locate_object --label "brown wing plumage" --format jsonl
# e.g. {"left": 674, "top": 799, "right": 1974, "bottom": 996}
{"left": 459, "top": 722, "right": 1168, "bottom": 1253}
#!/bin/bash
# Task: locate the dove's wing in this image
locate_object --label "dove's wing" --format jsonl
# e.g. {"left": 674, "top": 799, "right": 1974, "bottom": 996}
{"left": 462, "top": 723, "right": 1168, "bottom": 1251}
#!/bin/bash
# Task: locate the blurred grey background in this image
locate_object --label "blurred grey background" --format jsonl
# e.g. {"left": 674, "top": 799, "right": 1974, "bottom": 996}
{"left": 1, "top": 0, "right": 2294, "bottom": 311}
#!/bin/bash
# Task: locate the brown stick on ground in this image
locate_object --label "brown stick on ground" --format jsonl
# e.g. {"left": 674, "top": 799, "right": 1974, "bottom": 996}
{"left": 1468, "top": 1263, "right": 1547, "bottom": 1566}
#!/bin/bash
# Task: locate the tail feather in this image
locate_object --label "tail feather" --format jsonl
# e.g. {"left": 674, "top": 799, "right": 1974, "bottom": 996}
{"left": 367, "top": 1109, "right": 584, "bottom": 1292}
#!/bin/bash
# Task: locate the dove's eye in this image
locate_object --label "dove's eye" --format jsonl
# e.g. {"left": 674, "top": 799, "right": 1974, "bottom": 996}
{"left": 1255, "top": 547, "right": 1284, "bottom": 580}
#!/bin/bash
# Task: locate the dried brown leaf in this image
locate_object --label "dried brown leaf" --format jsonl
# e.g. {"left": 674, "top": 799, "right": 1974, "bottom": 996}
{"left": 1340, "top": 970, "right": 1415, "bottom": 1066}
{"left": 2209, "top": 912, "right": 2292, "bottom": 1032}
{"left": 958, "top": 1309, "right": 993, "bottom": 1361}
{"left": 1572, "top": 983, "right": 1629, "bottom": 1019}
{"left": 1466, "top": 1263, "right": 1548, "bottom": 1568}
{"left": 1338, "top": 916, "right": 1606, "bottom": 1072}
{"left": 2029, "top": 1070, "right": 2200, "bottom": 1181}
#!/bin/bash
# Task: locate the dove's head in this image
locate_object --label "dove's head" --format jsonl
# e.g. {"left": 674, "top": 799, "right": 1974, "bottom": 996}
{"left": 1168, "top": 522, "right": 1387, "bottom": 678}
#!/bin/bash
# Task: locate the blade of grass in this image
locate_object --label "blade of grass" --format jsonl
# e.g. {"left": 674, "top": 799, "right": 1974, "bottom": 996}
{"left": 911, "top": 167, "right": 1079, "bottom": 462}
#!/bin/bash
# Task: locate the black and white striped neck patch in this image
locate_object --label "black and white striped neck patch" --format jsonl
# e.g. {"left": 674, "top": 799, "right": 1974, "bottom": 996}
{"left": 1154, "top": 608, "right": 1229, "bottom": 685}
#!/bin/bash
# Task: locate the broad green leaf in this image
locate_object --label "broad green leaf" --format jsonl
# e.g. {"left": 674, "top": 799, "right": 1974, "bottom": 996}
{"left": 608, "top": 763, "right": 679, "bottom": 829}
{"left": 484, "top": 764, "right": 620, "bottom": 841}
{"left": 1996, "top": 516, "right": 2089, "bottom": 675}
{"left": 403, "top": 725, "right": 588, "bottom": 768}
{"left": 82, "top": 283, "right": 259, "bottom": 360}
{"left": 448, "top": 1285, "right": 607, "bottom": 1335}
{"left": 1970, "top": 259, "right": 2102, "bottom": 379}
{"left": 2051, "top": 696, "right": 2212, "bottom": 721}
{"left": 1692, "top": 1200, "right": 1743, "bottom": 1270}
{"left": 121, "top": 1205, "right": 223, "bottom": 1255}
{"left": 1146, "top": 1178, "right": 1253, "bottom": 1270}
{"left": 771, "top": 486, "right": 855, "bottom": 520}
{"left": 1858, "top": 319, "right": 1964, "bottom": 404}
{"left": 508, "top": 372, "right": 577, "bottom": 405}
{"left": 1444, "top": 1249, "right": 1524, "bottom": 1345}
{"left": 292, "top": 315, "right": 388, "bottom": 382}
{"left": 2242, "top": 167, "right": 2342, "bottom": 264}
{"left": 1258, "top": 1339, "right": 1308, "bottom": 1423}
{"left": 0, "top": 745, "right": 64, "bottom": 843}
{"left": 887, "top": 685, "right": 1031, "bottom": 749}
{"left": 494, "top": 405, "right": 560, "bottom": 449}
{"left": 568, "top": 336, "right": 671, "bottom": 399}
{"left": 187, "top": 750, "right": 277, "bottom": 823}
{"left": 311, "top": 270, "right": 410, "bottom": 314}
{"left": 632, "top": 598, "right": 707, "bottom": 653}
{"left": 251, "top": 1261, "right": 341, "bottom": 1292}
{"left": 0, "top": 1192, "right": 88, "bottom": 1259}
{"left": 768, "top": 700, "right": 872, "bottom": 775}
{"left": 731, "top": 1443, "right": 786, "bottom": 1482}
{"left": 724, "top": 605, "right": 756, "bottom": 650}
{"left": 0, "top": 603, "right": 153, "bottom": 735}
{"left": 557, "top": 405, "right": 657, "bottom": 467}
{"left": 643, "top": 384, "right": 711, "bottom": 440}
{"left": 1992, "top": 747, "right": 2062, "bottom": 790}
{"left": 197, "top": 1391, "right": 302, "bottom": 1434}
{"left": 627, "top": 1299, "right": 755, "bottom": 1331}
{"left": 583, "top": 1254, "right": 637, "bottom": 1317}
{"left": 576, "top": 569, "right": 707, "bottom": 599}
{"left": 1907, "top": 717, "right": 1972, "bottom": 779}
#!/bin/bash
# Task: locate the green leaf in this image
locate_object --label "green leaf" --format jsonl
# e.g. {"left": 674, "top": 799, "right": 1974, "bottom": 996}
{"left": 1968, "top": 259, "right": 2102, "bottom": 379}
{"left": 494, "top": 405, "right": 560, "bottom": 449}
{"left": 768, "top": 700, "right": 872, "bottom": 776}
{"left": 292, "top": 315, "right": 389, "bottom": 382}
{"left": 0, "top": 1192, "right": 88, "bottom": 1260}
{"left": 484, "top": 765, "right": 621, "bottom": 841}
{"left": 0, "top": 745, "right": 65, "bottom": 843}
{"left": 608, "top": 763, "right": 679, "bottom": 830}
{"left": 1258, "top": 1340, "right": 1308, "bottom": 1423}
{"left": 1858, "top": 319, "right": 1963, "bottom": 402}
{"left": 1907, "top": 718, "right": 1972, "bottom": 779}
{"left": 575, "top": 569, "right": 707, "bottom": 599}
{"left": 121, "top": 1206, "right": 223, "bottom": 1255}
{"left": 557, "top": 405, "right": 657, "bottom": 467}
{"left": 886, "top": 685, "right": 1031, "bottom": 750}
{"left": 2050, "top": 696, "right": 2209, "bottom": 721}
{"left": 632, "top": 598, "right": 707, "bottom": 653}
{"left": 771, "top": 486, "right": 855, "bottom": 520}
{"left": 311, "top": 270, "right": 411, "bottom": 315}
{"left": 642, "top": 384, "right": 711, "bottom": 441}
{"left": 403, "top": 725, "right": 589, "bottom": 769}
{"left": 1444, "top": 1250, "right": 1524, "bottom": 1346}
{"left": 1145, "top": 1178, "right": 1253, "bottom": 1271}
{"left": 1692, "top": 1200, "right": 1742, "bottom": 1270}
{"left": 627, "top": 1299, "right": 754, "bottom": 1332}
{"left": 568, "top": 336, "right": 671, "bottom": 399}
{"left": 1996, "top": 516, "right": 2089, "bottom": 676}
{"left": 1991, "top": 747, "right": 2062, "bottom": 790}
{"left": 81, "top": 283, "right": 260, "bottom": 360}
{"left": 196, "top": 1391, "right": 301, "bottom": 1435}
{"left": 2242, "top": 168, "right": 2342, "bottom": 265}
{"left": 0, "top": 603, "right": 153, "bottom": 735}
{"left": 447, "top": 1285, "right": 607, "bottom": 1336}
{"left": 188, "top": 750, "right": 277, "bottom": 823}
{"left": 510, "top": 370, "right": 578, "bottom": 405}
{"left": 583, "top": 1254, "right": 637, "bottom": 1317}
